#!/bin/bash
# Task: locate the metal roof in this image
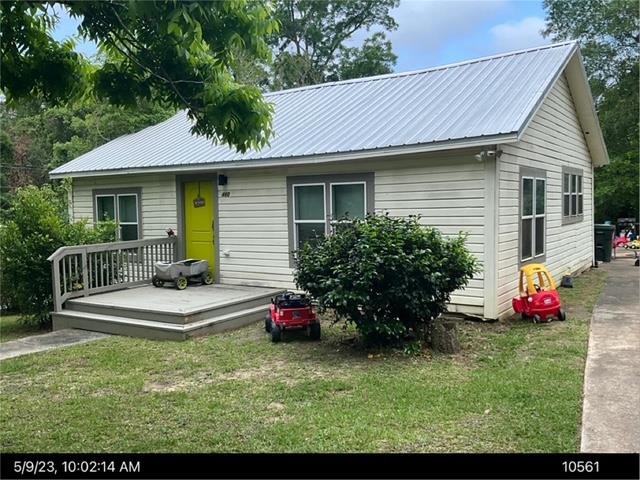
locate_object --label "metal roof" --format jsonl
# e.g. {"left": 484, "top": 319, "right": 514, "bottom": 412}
{"left": 51, "top": 42, "right": 584, "bottom": 177}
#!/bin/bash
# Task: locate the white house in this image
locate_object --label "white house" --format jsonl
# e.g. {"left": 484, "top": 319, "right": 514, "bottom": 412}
{"left": 50, "top": 41, "right": 608, "bottom": 322}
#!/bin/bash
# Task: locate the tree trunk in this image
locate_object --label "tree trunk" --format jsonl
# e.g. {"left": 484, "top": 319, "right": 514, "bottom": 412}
{"left": 431, "top": 318, "right": 460, "bottom": 354}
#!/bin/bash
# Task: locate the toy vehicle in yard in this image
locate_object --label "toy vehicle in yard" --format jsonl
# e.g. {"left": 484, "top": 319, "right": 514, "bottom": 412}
{"left": 265, "top": 291, "right": 320, "bottom": 343}
{"left": 614, "top": 236, "right": 628, "bottom": 248}
{"left": 512, "top": 264, "right": 566, "bottom": 323}
{"left": 625, "top": 239, "right": 640, "bottom": 250}
{"left": 152, "top": 259, "right": 213, "bottom": 290}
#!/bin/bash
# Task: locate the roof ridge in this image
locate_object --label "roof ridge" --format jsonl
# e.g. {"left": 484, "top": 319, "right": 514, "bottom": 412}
{"left": 265, "top": 40, "right": 578, "bottom": 97}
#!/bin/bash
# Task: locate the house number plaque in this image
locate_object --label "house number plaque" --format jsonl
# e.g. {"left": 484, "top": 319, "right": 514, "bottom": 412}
{"left": 193, "top": 182, "right": 206, "bottom": 208}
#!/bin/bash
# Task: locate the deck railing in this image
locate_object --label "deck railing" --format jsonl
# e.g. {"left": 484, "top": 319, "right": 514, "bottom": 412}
{"left": 47, "top": 237, "right": 178, "bottom": 312}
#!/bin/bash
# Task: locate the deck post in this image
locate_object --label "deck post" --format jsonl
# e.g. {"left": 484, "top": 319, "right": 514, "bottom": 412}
{"left": 81, "top": 249, "right": 90, "bottom": 297}
{"left": 51, "top": 258, "right": 62, "bottom": 313}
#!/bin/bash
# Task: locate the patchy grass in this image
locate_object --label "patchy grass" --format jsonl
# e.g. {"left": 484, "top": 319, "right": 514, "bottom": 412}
{"left": 0, "top": 314, "right": 48, "bottom": 343}
{"left": 0, "top": 268, "right": 607, "bottom": 453}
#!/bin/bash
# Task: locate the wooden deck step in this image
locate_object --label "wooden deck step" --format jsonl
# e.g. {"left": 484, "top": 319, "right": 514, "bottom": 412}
{"left": 64, "top": 289, "right": 276, "bottom": 325}
{"left": 53, "top": 304, "right": 270, "bottom": 341}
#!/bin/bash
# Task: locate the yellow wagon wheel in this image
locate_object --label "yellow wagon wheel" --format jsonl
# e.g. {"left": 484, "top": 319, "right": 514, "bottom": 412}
{"left": 176, "top": 276, "right": 188, "bottom": 290}
{"left": 201, "top": 272, "right": 214, "bottom": 285}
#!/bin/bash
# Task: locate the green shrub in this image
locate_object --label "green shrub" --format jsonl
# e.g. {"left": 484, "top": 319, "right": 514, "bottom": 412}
{"left": 0, "top": 185, "right": 116, "bottom": 325}
{"left": 294, "top": 214, "right": 478, "bottom": 345}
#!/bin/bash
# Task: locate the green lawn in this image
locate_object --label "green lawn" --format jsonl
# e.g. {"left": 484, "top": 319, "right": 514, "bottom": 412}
{"left": 0, "top": 268, "right": 607, "bottom": 453}
{"left": 0, "top": 314, "right": 48, "bottom": 343}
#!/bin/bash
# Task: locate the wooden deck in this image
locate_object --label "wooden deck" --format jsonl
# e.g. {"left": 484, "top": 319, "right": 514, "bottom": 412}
{"left": 53, "top": 283, "right": 283, "bottom": 341}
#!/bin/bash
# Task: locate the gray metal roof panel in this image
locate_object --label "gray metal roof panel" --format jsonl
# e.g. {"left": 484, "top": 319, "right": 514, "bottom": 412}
{"left": 50, "top": 42, "right": 577, "bottom": 176}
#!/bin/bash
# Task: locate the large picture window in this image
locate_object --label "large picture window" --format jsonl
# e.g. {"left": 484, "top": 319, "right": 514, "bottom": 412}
{"left": 287, "top": 174, "right": 373, "bottom": 259}
{"left": 562, "top": 167, "right": 584, "bottom": 224}
{"left": 520, "top": 172, "right": 546, "bottom": 263}
{"left": 93, "top": 189, "right": 141, "bottom": 241}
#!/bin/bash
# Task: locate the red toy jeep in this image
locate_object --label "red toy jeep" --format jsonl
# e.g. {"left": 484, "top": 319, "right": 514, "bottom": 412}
{"left": 265, "top": 291, "right": 320, "bottom": 343}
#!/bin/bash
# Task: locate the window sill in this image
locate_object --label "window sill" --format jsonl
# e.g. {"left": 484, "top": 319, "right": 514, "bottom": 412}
{"left": 562, "top": 215, "right": 584, "bottom": 226}
{"left": 520, "top": 254, "right": 546, "bottom": 267}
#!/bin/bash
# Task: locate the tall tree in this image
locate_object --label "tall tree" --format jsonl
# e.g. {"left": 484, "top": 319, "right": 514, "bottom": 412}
{"left": 270, "top": 0, "right": 399, "bottom": 90}
{"left": 543, "top": 0, "right": 639, "bottom": 222}
{"left": 0, "top": 99, "right": 172, "bottom": 210}
{"left": 330, "top": 32, "right": 397, "bottom": 81}
{"left": 0, "top": 1, "right": 278, "bottom": 152}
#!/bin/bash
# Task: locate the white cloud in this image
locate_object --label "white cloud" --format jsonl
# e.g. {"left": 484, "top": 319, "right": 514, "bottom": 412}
{"left": 489, "top": 16, "right": 550, "bottom": 52}
{"left": 388, "top": 0, "right": 507, "bottom": 51}
{"left": 345, "top": 0, "right": 510, "bottom": 71}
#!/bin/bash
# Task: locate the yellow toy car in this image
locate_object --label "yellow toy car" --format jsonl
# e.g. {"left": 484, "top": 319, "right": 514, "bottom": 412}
{"left": 512, "top": 264, "right": 566, "bottom": 323}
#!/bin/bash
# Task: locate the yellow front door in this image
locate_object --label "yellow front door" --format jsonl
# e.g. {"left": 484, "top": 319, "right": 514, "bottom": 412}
{"left": 184, "top": 181, "right": 215, "bottom": 276}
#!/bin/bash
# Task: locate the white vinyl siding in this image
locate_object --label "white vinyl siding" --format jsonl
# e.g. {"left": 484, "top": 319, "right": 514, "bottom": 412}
{"left": 217, "top": 172, "right": 291, "bottom": 288}
{"left": 216, "top": 153, "right": 486, "bottom": 315}
{"left": 496, "top": 74, "right": 594, "bottom": 317}
{"left": 374, "top": 155, "right": 486, "bottom": 315}
{"left": 71, "top": 174, "right": 178, "bottom": 239}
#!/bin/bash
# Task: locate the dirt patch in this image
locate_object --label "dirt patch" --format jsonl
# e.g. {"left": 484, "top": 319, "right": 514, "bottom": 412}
{"left": 140, "top": 359, "right": 352, "bottom": 393}
{"left": 142, "top": 379, "right": 193, "bottom": 393}
{"left": 266, "top": 402, "right": 285, "bottom": 411}
{"left": 393, "top": 412, "right": 508, "bottom": 453}
{"left": 87, "top": 387, "right": 118, "bottom": 397}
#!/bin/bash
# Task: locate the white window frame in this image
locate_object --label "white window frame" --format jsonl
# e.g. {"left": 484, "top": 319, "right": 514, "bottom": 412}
{"left": 534, "top": 178, "right": 546, "bottom": 257}
{"left": 292, "top": 183, "right": 326, "bottom": 250}
{"left": 563, "top": 173, "right": 571, "bottom": 217}
{"left": 521, "top": 176, "right": 546, "bottom": 262}
{"left": 94, "top": 191, "right": 140, "bottom": 241}
{"left": 577, "top": 175, "right": 583, "bottom": 215}
{"left": 329, "top": 181, "right": 367, "bottom": 230}
{"left": 571, "top": 174, "right": 577, "bottom": 216}
{"left": 287, "top": 173, "right": 374, "bottom": 266}
{"left": 116, "top": 193, "right": 140, "bottom": 241}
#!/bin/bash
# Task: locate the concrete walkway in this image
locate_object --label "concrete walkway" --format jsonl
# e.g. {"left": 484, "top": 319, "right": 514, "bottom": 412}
{"left": 581, "top": 255, "right": 640, "bottom": 453}
{"left": 0, "top": 329, "right": 109, "bottom": 361}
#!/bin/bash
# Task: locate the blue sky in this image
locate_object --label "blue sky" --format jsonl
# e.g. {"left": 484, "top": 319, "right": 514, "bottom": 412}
{"left": 53, "top": 0, "right": 549, "bottom": 73}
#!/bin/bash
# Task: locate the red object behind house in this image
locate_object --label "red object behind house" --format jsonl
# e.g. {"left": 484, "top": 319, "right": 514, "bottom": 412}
{"left": 512, "top": 264, "right": 566, "bottom": 323}
{"left": 614, "top": 236, "right": 628, "bottom": 248}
